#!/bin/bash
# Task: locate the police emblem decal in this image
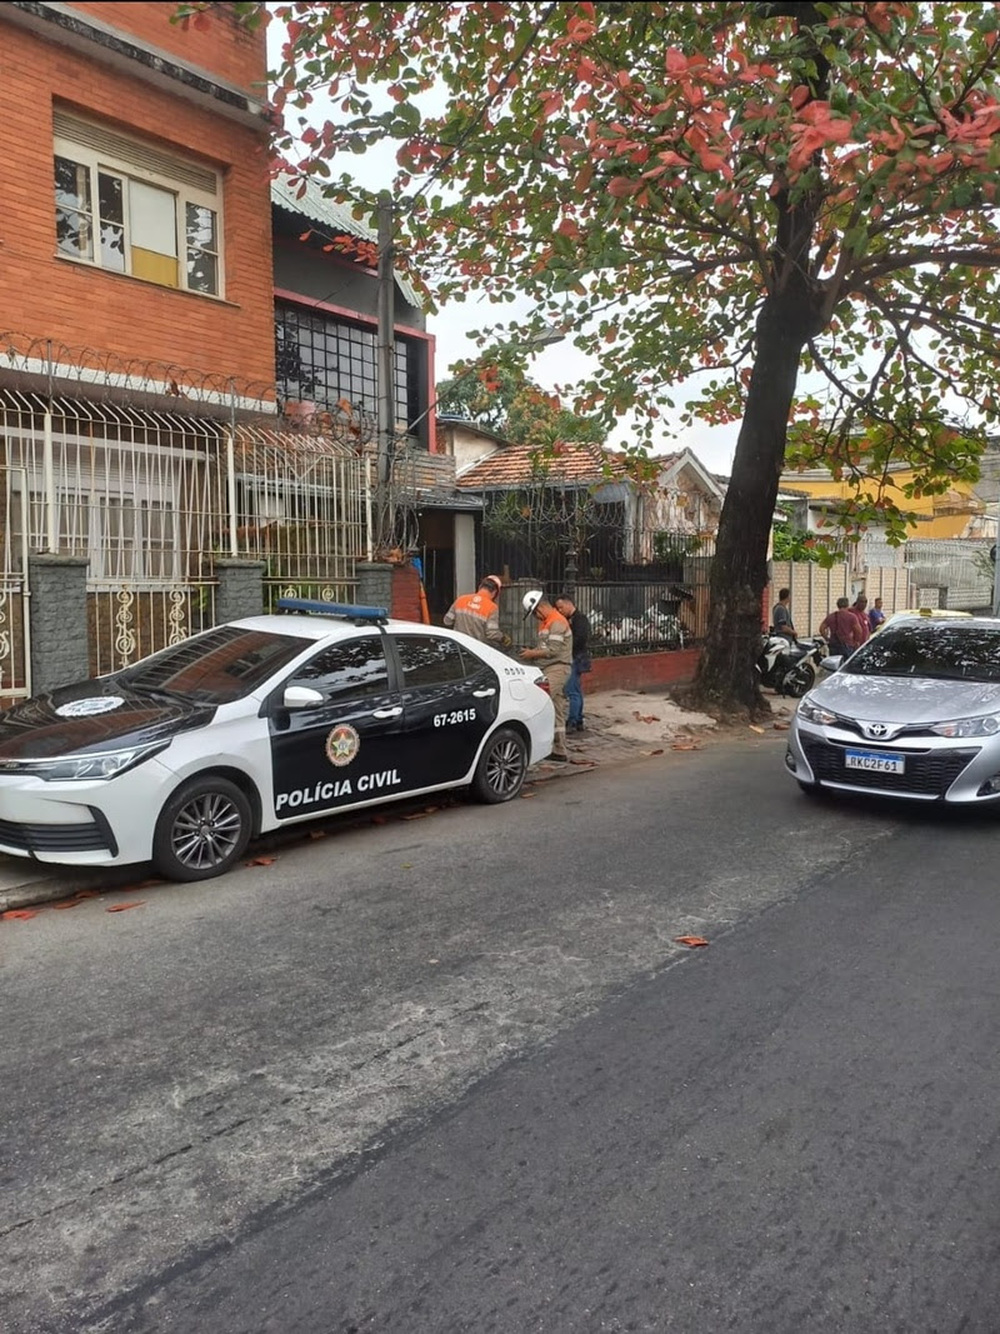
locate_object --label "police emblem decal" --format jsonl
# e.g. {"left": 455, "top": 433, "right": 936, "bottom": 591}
{"left": 325, "top": 723, "right": 361, "bottom": 767}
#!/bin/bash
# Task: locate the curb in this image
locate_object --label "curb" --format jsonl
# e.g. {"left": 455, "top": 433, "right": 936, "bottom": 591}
{"left": 0, "top": 865, "right": 141, "bottom": 915}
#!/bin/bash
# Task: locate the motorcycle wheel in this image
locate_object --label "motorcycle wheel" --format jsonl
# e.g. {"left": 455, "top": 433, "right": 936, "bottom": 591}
{"left": 783, "top": 662, "right": 816, "bottom": 698}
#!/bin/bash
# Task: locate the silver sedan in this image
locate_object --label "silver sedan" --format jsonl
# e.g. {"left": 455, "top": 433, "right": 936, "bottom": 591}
{"left": 786, "top": 616, "right": 1000, "bottom": 803}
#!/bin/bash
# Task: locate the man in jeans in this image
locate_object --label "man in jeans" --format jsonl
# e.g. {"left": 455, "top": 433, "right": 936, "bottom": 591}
{"left": 555, "top": 594, "right": 592, "bottom": 732}
{"left": 819, "top": 596, "right": 863, "bottom": 659}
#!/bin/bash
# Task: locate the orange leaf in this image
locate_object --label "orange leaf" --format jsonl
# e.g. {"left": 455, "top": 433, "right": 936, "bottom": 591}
{"left": 2, "top": 908, "right": 39, "bottom": 920}
{"left": 50, "top": 899, "right": 84, "bottom": 910}
{"left": 245, "top": 856, "right": 277, "bottom": 867}
{"left": 675, "top": 935, "right": 710, "bottom": 948}
{"left": 106, "top": 901, "right": 144, "bottom": 913}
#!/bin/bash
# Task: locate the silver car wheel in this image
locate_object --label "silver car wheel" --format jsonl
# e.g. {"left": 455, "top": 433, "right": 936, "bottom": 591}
{"left": 171, "top": 792, "right": 244, "bottom": 871}
{"left": 485, "top": 737, "right": 524, "bottom": 797}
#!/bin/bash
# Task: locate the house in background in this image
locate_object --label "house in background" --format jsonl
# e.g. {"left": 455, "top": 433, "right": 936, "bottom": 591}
{"left": 443, "top": 418, "right": 724, "bottom": 587}
{"left": 438, "top": 418, "right": 724, "bottom": 647}
{"left": 779, "top": 462, "right": 995, "bottom": 541}
{"left": 778, "top": 460, "right": 997, "bottom": 611}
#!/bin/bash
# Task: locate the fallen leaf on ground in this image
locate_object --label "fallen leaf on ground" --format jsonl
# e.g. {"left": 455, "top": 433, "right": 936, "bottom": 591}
{"left": 308, "top": 830, "right": 327, "bottom": 840}
{"left": 75, "top": 889, "right": 101, "bottom": 898}
{"left": 641, "top": 748, "right": 665, "bottom": 756}
{"left": 632, "top": 711, "right": 661, "bottom": 723}
{"left": 520, "top": 792, "right": 536, "bottom": 799}
{"left": 245, "top": 856, "right": 277, "bottom": 867}
{"left": 773, "top": 721, "right": 790, "bottom": 731}
{"left": 50, "top": 898, "right": 85, "bottom": 910}
{"left": 423, "top": 806, "right": 440, "bottom": 814}
{"left": 370, "top": 815, "right": 388, "bottom": 825}
{"left": 672, "top": 740, "right": 701, "bottom": 751}
{"left": 674, "top": 935, "right": 710, "bottom": 948}
{"left": 401, "top": 812, "right": 429, "bottom": 820}
{"left": 570, "top": 758, "right": 596, "bottom": 766}
{"left": 2, "top": 908, "right": 39, "bottom": 920}
{"left": 749, "top": 725, "right": 765, "bottom": 734}
{"left": 106, "top": 901, "right": 144, "bottom": 913}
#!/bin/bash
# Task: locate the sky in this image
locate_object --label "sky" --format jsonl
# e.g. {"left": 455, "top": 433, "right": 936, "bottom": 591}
{"left": 266, "top": 22, "right": 739, "bottom": 474}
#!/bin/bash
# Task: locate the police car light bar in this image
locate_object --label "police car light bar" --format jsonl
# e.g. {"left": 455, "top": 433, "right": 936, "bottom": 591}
{"left": 277, "top": 598, "right": 389, "bottom": 622}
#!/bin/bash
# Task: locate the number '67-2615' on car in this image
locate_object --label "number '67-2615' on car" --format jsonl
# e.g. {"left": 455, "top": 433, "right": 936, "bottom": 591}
{"left": 0, "top": 604, "right": 555, "bottom": 882}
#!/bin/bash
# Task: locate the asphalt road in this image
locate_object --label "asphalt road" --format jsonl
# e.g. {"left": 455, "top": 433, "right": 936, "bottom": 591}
{"left": 4, "top": 734, "right": 1000, "bottom": 1332}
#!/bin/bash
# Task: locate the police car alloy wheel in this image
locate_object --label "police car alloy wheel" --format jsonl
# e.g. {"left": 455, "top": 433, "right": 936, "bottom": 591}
{"left": 153, "top": 775, "right": 252, "bottom": 881}
{"left": 471, "top": 727, "right": 528, "bottom": 803}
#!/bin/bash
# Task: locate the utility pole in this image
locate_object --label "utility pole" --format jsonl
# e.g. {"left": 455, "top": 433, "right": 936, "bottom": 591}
{"left": 376, "top": 191, "right": 396, "bottom": 555}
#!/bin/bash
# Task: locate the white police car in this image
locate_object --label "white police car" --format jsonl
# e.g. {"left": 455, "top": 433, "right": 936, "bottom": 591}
{"left": 0, "top": 601, "right": 555, "bottom": 881}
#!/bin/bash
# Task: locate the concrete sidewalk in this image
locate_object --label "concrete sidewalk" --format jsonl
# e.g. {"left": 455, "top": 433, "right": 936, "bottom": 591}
{"left": 0, "top": 687, "right": 735, "bottom": 915}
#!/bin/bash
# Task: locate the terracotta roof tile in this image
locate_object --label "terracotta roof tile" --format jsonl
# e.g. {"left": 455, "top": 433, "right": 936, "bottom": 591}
{"left": 457, "top": 441, "right": 630, "bottom": 490}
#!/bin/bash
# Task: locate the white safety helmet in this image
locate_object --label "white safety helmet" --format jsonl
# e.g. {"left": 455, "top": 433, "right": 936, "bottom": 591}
{"left": 522, "top": 589, "right": 544, "bottom": 618}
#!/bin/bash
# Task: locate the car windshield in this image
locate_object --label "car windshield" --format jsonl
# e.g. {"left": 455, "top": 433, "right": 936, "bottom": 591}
{"left": 118, "top": 627, "right": 311, "bottom": 704}
{"left": 843, "top": 625, "right": 1000, "bottom": 683}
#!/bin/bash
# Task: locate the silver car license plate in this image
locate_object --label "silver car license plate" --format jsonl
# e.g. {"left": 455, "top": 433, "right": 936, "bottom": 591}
{"left": 844, "top": 749, "right": 905, "bottom": 774}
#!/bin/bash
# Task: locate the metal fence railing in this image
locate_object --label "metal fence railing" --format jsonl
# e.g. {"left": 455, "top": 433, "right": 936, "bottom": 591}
{"left": 499, "top": 566, "right": 711, "bottom": 657}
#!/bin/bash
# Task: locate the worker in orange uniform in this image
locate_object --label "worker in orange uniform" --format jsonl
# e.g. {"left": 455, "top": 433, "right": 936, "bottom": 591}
{"left": 520, "top": 589, "right": 572, "bottom": 762}
{"left": 443, "top": 575, "right": 507, "bottom": 646}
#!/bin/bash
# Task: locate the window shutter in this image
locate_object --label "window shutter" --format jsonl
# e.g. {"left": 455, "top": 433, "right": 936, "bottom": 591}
{"left": 53, "top": 109, "right": 218, "bottom": 196}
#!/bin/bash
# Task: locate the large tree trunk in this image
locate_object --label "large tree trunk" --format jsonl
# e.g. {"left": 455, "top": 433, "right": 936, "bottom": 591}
{"left": 692, "top": 298, "right": 810, "bottom": 714}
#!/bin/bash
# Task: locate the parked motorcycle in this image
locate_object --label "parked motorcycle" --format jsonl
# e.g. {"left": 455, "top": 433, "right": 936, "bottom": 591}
{"left": 757, "top": 632, "right": 828, "bottom": 697}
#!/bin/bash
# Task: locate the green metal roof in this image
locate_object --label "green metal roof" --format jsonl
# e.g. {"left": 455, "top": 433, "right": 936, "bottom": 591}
{"left": 271, "top": 176, "right": 421, "bottom": 308}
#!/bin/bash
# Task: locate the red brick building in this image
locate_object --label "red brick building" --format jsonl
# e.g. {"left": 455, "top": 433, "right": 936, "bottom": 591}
{"left": 1, "top": 1, "right": 274, "bottom": 390}
{"left": 0, "top": 2, "right": 278, "bottom": 694}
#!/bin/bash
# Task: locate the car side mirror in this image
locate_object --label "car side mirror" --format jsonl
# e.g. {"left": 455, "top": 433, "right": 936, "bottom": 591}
{"left": 820, "top": 656, "right": 841, "bottom": 673}
{"left": 283, "top": 685, "right": 324, "bottom": 709}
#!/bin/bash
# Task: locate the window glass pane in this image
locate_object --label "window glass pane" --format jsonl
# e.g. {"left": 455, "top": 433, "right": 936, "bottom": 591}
{"left": 292, "top": 637, "right": 389, "bottom": 699}
{"left": 186, "top": 249, "right": 218, "bottom": 295}
{"left": 55, "top": 154, "right": 94, "bottom": 260}
{"left": 121, "top": 627, "right": 311, "bottom": 704}
{"left": 845, "top": 626, "right": 1000, "bottom": 683}
{"left": 56, "top": 208, "right": 94, "bottom": 261}
{"left": 54, "top": 156, "right": 91, "bottom": 214}
{"left": 100, "top": 223, "right": 126, "bottom": 272}
{"left": 98, "top": 172, "right": 124, "bottom": 226}
{"left": 395, "top": 635, "right": 469, "bottom": 687}
{"left": 185, "top": 202, "right": 217, "bottom": 252}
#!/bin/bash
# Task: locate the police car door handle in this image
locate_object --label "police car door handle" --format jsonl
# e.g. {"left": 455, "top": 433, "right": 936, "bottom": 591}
{"left": 371, "top": 706, "right": 403, "bottom": 719}
{"left": 473, "top": 688, "right": 496, "bottom": 697}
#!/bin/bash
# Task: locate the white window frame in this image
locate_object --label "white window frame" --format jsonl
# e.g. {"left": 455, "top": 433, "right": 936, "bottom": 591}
{"left": 4, "top": 430, "right": 201, "bottom": 590}
{"left": 53, "top": 134, "right": 224, "bottom": 298}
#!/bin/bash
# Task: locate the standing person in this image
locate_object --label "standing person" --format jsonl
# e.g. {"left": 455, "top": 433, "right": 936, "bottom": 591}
{"left": 555, "top": 594, "right": 592, "bottom": 732}
{"left": 520, "top": 590, "right": 572, "bottom": 761}
{"left": 771, "top": 587, "right": 797, "bottom": 641}
{"left": 868, "top": 597, "right": 886, "bottom": 633}
{"left": 819, "top": 597, "right": 863, "bottom": 659}
{"left": 443, "top": 575, "right": 506, "bottom": 646}
{"left": 850, "top": 594, "right": 871, "bottom": 644}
